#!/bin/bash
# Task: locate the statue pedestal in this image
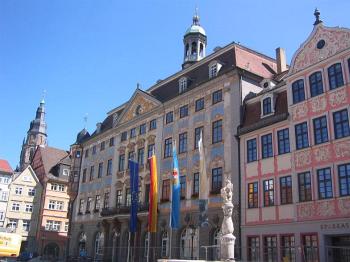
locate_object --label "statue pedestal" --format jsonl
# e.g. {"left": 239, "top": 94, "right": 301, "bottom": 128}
{"left": 220, "top": 233, "right": 236, "bottom": 261}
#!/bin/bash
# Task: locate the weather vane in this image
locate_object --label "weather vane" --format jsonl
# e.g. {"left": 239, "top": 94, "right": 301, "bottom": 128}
{"left": 84, "top": 113, "right": 88, "bottom": 128}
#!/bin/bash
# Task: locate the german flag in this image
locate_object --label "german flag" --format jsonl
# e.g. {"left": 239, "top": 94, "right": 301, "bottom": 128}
{"left": 148, "top": 153, "right": 158, "bottom": 232}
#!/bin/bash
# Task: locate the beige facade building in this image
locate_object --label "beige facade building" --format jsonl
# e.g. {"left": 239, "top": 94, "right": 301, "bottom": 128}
{"left": 4, "top": 165, "right": 42, "bottom": 253}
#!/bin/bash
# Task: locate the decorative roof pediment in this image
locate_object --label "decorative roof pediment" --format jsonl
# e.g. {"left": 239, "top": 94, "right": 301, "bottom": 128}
{"left": 289, "top": 24, "right": 350, "bottom": 75}
{"left": 114, "top": 89, "right": 162, "bottom": 126}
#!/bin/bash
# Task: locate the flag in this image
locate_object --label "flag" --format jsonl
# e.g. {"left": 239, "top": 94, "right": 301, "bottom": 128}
{"left": 171, "top": 142, "right": 181, "bottom": 229}
{"left": 198, "top": 131, "right": 209, "bottom": 226}
{"left": 148, "top": 153, "right": 158, "bottom": 232}
{"left": 129, "top": 160, "right": 139, "bottom": 233}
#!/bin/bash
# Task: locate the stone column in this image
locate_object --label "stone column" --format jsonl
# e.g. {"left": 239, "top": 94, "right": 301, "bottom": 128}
{"left": 102, "top": 219, "right": 111, "bottom": 262}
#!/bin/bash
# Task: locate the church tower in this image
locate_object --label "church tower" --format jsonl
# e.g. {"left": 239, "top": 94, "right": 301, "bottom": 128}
{"left": 19, "top": 99, "right": 47, "bottom": 171}
{"left": 182, "top": 10, "right": 207, "bottom": 69}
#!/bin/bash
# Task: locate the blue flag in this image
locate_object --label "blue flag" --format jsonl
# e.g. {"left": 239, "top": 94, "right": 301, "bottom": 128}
{"left": 171, "top": 143, "right": 181, "bottom": 229}
{"left": 129, "top": 160, "right": 139, "bottom": 233}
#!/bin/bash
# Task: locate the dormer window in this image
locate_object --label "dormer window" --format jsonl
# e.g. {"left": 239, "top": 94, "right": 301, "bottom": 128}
{"left": 209, "top": 61, "right": 222, "bottom": 79}
{"left": 179, "top": 77, "right": 188, "bottom": 94}
{"left": 261, "top": 94, "right": 275, "bottom": 117}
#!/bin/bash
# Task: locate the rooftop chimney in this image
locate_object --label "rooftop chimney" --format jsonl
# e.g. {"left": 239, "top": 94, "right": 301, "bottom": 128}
{"left": 276, "top": 47, "right": 287, "bottom": 74}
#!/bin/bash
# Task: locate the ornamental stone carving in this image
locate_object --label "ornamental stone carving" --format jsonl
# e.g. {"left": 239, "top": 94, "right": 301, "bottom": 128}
{"left": 317, "top": 200, "right": 335, "bottom": 217}
{"left": 311, "top": 96, "right": 327, "bottom": 113}
{"left": 298, "top": 203, "right": 316, "bottom": 218}
{"left": 314, "top": 146, "right": 331, "bottom": 162}
{"left": 136, "top": 138, "right": 145, "bottom": 147}
{"left": 121, "top": 94, "right": 158, "bottom": 124}
{"left": 338, "top": 198, "right": 350, "bottom": 215}
{"left": 147, "top": 135, "right": 156, "bottom": 144}
{"left": 292, "top": 103, "right": 308, "bottom": 121}
{"left": 291, "top": 25, "right": 350, "bottom": 74}
{"left": 329, "top": 88, "right": 347, "bottom": 107}
{"left": 127, "top": 142, "right": 135, "bottom": 151}
{"left": 295, "top": 150, "right": 312, "bottom": 167}
{"left": 334, "top": 140, "right": 350, "bottom": 158}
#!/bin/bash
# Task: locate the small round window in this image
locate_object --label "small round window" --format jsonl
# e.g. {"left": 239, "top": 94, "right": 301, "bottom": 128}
{"left": 135, "top": 105, "right": 142, "bottom": 115}
{"left": 317, "top": 39, "right": 325, "bottom": 49}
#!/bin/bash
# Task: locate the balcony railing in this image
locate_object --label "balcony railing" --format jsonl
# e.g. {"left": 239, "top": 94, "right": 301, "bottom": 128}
{"left": 101, "top": 203, "right": 149, "bottom": 217}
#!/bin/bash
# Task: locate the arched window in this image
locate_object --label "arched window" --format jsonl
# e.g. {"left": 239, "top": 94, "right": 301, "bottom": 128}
{"left": 291, "top": 79, "right": 305, "bottom": 104}
{"left": 328, "top": 63, "right": 344, "bottom": 90}
{"left": 94, "top": 232, "right": 104, "bottom": 259}
{"left": 185, "top": 44, "right": 190, "bottom": 57}
{"left": 78, "top": 232, "right": 87, "bottom": 254}
{"left": 144, "top": 233, "right": 149, "bottom": 258}
{"left": 180, "top": 227, "right": 199, "bottom": 259}
{"left": 199, "top": 43, "right": 204, "bottom": 57}
{"left": 212, "top": 229, "right": 220, "bottom": 260}
{"left": 262, "top": 97, "right": 272, "bottom": 115}
{"left": 309, "top": 71, "right": 323, "bottom": 97}
{"left": 191, "top": 42, "right": 197, "bottom": 56}
{"left": 161, "top": 231, "right": 169, "bottom": 257}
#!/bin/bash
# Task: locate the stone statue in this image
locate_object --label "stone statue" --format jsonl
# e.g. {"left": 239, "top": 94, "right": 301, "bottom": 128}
{"left": 220, "top": 179, "right": 236, "bottom": 261}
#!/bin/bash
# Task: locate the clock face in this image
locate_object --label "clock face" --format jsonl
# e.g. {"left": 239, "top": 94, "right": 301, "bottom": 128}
{"left": 317, "top": 39, "right": 325, "bottom": 49}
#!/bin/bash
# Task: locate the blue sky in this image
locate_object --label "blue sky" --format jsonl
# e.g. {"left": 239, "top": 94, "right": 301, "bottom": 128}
{"left": 0, "top": 0, "right": 349, "bottom": 169}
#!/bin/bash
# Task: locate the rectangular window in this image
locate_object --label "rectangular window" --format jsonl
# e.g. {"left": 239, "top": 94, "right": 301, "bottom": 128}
{"left": 85, "top": 149, "right": 89, "bottom": 158}
{"left": 180, "top": 176, "right": 186, "bottom": 199}
{"left": 109, "top": 137, "right": 114, "bottom": 147}
{"left": 25, "top": 204, "right": 33, "bottom": 213}
{"left": 79, "top": 199, "right": 84, "bottom": 214}
{"left": 277, "top": 129, "right": 290, "bottom": 154}
{"left": 107, "top": 159, "right": 113, "bottom": 176}
{"left": 317, "top": 168, "right": 333, "bottom": 199}
{"left": 309, "top": 71, "right": 323, "bottom": 97}
{"left": 262, "top": 97, "right": 272, "bottom": 115}
{"left": 116, "top": 190, "right": 122, "bottom": 207}
{"left": 11, "top": 202, "right": 20, "bottom": 211}
{"left": 104, "top": 192, "right": 110, "bottom": 209}
{"left": 328, "top": 63, "right": 344, "bottom": 90}
{"left": 100, "top": 141, "right": 105, "bottom": 151}
{"left": 90, "top": 166, "right": 95, "bottom": 181}
{"left": 247, "top": 138, "right": 257, "bottom": 162}
{"left": 211, "top": 167, "right": 222, "bottom": 193}
{"left": 313, "top": 116, "right": 328, "bottom": 144}
{"left": 15, "top": 187, "right": 22, "bottom": 195}
{"left": 295, "top": 122, "right": 309, "bottom": 150}
{"left": 194, "top": 126, "right": 203, "bottom": 149}
{"left": 195, "top": 98, "right": 204, "bottom": 112}
{"left": 139, "top": 123, "right": 147, "bottom": 135}
{"left": 92, "top": 145, "right": 96, "bottom": 155}
{"left": 128, "top": 151, "right": 135, "bottom": 168}
{"left": 45, "top": 220, "right": 61, "bottom": 231}
{"left": 166, "top": 111, "right": 174, "bottom": 124}
{"left": 164, "top": 138, "right": 172, "bottom": 158}
{"left": 263, "top": 179, "right": 274, "bottom": 206}
{"left": 212, "top": 89, "right": 222, "bottom": 104}
{"left": 209, "top": 64, "right": 218, "bottom": 79}
{"left": 130, "top": 128, "right": 136, "bottom": 138}
{"left": 98, "top": 162, "right": 103, "bottom": 178}
{"left": 162, "top": 179, "right": 170, "bottom": 201}
{"left": 212, "top": 120, "right": 223, "bottom": 143}
{"left": 280, "top": 176, "right": 293, "bottom": 204}
{"left": 302, "top": 234, "right": 319, "bottom": 262}
{"left": 23, "top": 220, "right": 30, "bottom": 232}
{"left": 86, "top": 197, "right": 92, "bottom": 213}
{"left": 179, "top": 132, "right": 187, "bottom": 153}
{"left": 261, "top": 134, "right": 273, "bottom": 158}
{"left": 145, "top": 184, "right": 150, "bottom": 204}
{"left": 193, "top": 172, "right": 199, "bottom": 197}
{"left": 118, "top": 154, "right": 125, "bottom": 172}
{"left": 82, "top": 168, "right": 87, "bottom": 183}
{"left": 247, "top": 237, "right": 260, "bottom": 262}
{"left": 95, "top": 195, "right": 101, "bottom": 211}
{"left": 179, "top": 105, "right": 189, "bottom": 118}
{"left": 338, "top": 163, "right": 350, "bottom": 196}
{"left": 148, "top": 144, "right": 155, "bottom": 158}
{"left": 281, "top": 235, "right": 296, "bottom": 262}
{"left": 75, "top": 150, "right": 81, "bottom": 158}
{"left": 248, "top": 182, "right": 258, "bottom": 208}
{"left": 149, "top": 119, "right": 157, "bottom": 130}
{"left": 292, "top": 79, "right": 305, "bottom": 104}
{"left": 49, "top": 200, "right": 64, "bottom": 210}
{"left": 125, "top": 188, "right": 131, "bottom": 206}
{"left": 8, "top": 219, "right": 18, "bottom": 229}
{"left": 263, "top": 236, "right": 277, "bottom": 262}
{"left": 1, "top": 192, "right": 7, "bottom": 201}
{"left": 138, "top": 148, "right": 145, "bottom": 165}
{"left": 333, "top": 109, "right": 350, "bottom": 139}
{"left": 298, "top": 172, "right": 312, "bottom": 202}
{"left": 65, "top": 222, "right": 69, "bottom": 232}
{"left": 121, "top": 131, "right": 127, "bottom": 142}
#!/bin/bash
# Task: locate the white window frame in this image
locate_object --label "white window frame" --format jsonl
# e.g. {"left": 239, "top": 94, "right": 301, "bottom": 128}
{"left": 63, "top": 169, "right": 69, "bottom": 176}
{"left": 8, "top": 219, "right": 18, "bottom": 229}
{"left": 179, "top": 77, "right": 188, "bottom": 94}
{"left": 12, "top": 202, "right": 20, "bottom": 211}
{"left": 22, "top": 220, "right": 30, "bottom": 232}
{"left": 261, "top": 93, "right": 275, "bottom": 118}
{"left": 208, "top": 61, "right": 222, "bottom": 79}
{"left": 25, "top": 204, "right": 33, "bottom": 213}
{"left": 28, "top": 188, "right": 35, "bottom": 196}
{"left": 15, "top": 187, "right": 23, "bottom": 195}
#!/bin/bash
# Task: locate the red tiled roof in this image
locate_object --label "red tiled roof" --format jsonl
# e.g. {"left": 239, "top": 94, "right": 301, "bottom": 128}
{"left": 0, "top": 159, "right": 13, "bottom": 173}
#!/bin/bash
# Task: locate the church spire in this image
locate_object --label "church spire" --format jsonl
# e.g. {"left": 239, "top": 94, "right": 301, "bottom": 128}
{"left": 19, "top": 99, "right": 48, "bottom": 171}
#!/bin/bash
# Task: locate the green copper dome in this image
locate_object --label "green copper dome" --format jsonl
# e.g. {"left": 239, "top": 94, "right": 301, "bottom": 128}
{"left": 184, "top": 13, "right": 206, "bottom": 36}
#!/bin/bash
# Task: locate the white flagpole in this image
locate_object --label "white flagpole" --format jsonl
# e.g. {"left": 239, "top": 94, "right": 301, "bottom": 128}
{"left": 127, "top": 232, "right": 131, "bottom": 262}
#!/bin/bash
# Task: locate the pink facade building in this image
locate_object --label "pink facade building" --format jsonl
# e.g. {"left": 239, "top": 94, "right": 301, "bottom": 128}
{"left": 239, "top": 11, "right": 350, "bottom": 262}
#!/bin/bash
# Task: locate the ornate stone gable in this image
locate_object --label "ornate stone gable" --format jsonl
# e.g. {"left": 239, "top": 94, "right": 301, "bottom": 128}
{"left": 289, "top": 24, "right": 350, "bottom": 75}
{"left": 115, "top": 89, "right": 161, "bottom": 126}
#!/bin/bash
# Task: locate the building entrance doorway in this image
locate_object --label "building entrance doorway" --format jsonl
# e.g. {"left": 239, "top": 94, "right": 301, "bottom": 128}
{"left": 43, "top": 242, "right": 60, "bottom": 259}
{"left": 327, "top": 235, "right": 350, "bottom": 262}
